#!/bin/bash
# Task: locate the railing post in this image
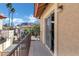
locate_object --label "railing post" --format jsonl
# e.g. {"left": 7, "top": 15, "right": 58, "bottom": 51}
{"left": 17, "top": 46, "right": 20, "bottom": 56}
{"left": 17, "top": 47, "right": 19, "bottom": 56}
{"left": 19, "top": 45, "right": 21, "bottom": 56}
{"left": 1, "top": 52, "right": 2, "bottom": 56}
{"left": 14, "top": 50, "right": 17, "bottom": 56}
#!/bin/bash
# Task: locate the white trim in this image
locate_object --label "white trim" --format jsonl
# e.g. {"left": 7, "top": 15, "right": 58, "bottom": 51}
{"left": 51, "top": 21, "right": 55, "bottom": 23}
{"left": 54, "top": 3, "right": 58, "bottom": 56}
{"left": 45, "top": 4, "right": 58, "bottom": 56}
{"left": 43, "top": 4, "right": 58, "bottom": 56}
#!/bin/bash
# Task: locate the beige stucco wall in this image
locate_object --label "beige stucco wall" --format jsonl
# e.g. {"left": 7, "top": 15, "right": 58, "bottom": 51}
{"left": 40, "top": 3, "right": 79, "bottom": 56}
{"left": 57, "top": 3, "right": 79, "bottom": 56}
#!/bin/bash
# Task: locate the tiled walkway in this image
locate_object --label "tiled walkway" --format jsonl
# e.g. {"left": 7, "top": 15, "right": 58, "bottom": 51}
{"left": 29, "top": 40, "right": 52, "bottom": 56}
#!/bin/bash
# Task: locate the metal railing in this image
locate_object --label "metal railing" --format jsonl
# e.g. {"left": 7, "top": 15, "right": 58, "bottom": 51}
{"left": 1, "top": 32, "right": 31, "bottom": 56}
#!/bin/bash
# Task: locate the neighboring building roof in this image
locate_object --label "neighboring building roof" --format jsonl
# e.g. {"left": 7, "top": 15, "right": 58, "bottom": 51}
{"left": 34, "top": 3, "right": 48, "bottom": 18}
{"left": 0, "top": 15, "right": 7, "bottom": 19}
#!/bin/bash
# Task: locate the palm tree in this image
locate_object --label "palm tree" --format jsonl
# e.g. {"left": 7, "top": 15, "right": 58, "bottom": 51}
{"left": 6, "top": 3, "right": 12, "bottom": 27}
{"left": 11, "top": 8, "right": 15, "bottom": 27}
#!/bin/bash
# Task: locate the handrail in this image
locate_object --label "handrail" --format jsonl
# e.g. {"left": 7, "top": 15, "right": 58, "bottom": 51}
{"left": 6, "top": 32, "right": 31, "bottom": 56}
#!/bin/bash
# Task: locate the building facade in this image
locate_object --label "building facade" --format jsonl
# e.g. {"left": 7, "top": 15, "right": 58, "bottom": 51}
{"left": 34, "top": 3, "right": 79, "bottom": 56}
{"left": 0, "top": 15, "right": 6, "bottom": 30}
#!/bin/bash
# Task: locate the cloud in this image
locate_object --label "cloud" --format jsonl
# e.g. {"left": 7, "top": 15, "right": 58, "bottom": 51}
{"left": 13, "top": 18, "right": 25, "bottom": 26}
{"left": 25, "top": 15, "right": 39, "bottom": 24}
{"left": 3, "top": 18, "right": 25, "bottom": 26}
{"left": 2, "top": 14, "right": 39, "bottom": 26}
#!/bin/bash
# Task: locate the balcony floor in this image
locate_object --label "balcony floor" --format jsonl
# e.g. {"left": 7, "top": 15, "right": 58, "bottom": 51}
{"left": 29, "top": 40, "right": 52, "bottom": 56}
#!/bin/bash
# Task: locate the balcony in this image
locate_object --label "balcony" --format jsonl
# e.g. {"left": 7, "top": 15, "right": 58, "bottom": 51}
{"left": 0, "top": 32, "right": 31, "bottom": 56}
{"left": 0, "top": 30, "right": 52, "bottom": 56}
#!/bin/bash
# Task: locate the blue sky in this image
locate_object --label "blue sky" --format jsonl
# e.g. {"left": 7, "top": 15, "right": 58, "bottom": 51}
{"left": 0, "top": 3, "right": 39, "bottom": 26}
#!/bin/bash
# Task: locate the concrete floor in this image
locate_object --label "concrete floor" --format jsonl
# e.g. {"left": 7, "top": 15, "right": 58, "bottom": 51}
{"left": 29, "top": 40, "right": 52, "bottom": 56}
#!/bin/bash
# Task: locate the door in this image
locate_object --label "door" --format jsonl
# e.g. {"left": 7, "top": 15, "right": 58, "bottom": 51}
{"left": 45, "top": 13, "right": 55, "bottom": 52}
{"left": 45, "top": 16, "right": 52, "bottom": 49}
{"left": 51, "top": 22, "right": 54, "bottom": 52}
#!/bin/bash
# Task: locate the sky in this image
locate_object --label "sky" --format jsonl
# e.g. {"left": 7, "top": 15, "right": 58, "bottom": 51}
{"left": 0, "top": 3, "right": 39, "bottom": 26}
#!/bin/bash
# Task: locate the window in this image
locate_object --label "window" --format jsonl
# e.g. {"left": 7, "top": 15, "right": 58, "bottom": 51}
{"left": 45, "top": 13, "right": 55, "bottom": 52}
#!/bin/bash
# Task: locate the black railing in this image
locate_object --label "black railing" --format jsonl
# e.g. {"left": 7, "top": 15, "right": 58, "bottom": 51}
{"left": 1, "top": 33, "right": 31, "bottom": 56}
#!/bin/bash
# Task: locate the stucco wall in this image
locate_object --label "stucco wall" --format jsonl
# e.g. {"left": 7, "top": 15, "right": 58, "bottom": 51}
{"left": 0, "top": 30, "right": 14, "bottom": 52}
{"left": 40, "top": 3, "right": 79, "bottom": 56}
{"left": 58, "top": 3, "right": 79, "bottom": 56}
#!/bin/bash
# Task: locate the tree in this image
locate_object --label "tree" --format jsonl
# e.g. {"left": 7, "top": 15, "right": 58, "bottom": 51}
{"left": 6, "top": 3, "right": 16, "bottom": 27}
{"left": 32, "top": 24, "right": 40, "bottom": 37}
{"left": 6, "top": 3, "right": 12, "bottom": 27}
{"left": 11, "top": 8, "right": 15, "bottom": 26}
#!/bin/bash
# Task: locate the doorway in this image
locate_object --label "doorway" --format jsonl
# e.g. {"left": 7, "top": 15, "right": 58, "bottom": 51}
{"left": 45, "top": 13, "right": 55, "bottom": 53}
{"left": 51, "top": 14, "right": 54, "bottom": 52}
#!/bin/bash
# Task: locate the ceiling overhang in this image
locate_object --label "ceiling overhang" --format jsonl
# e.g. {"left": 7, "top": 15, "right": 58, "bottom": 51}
{"left": 34, "top": 3, "right": 48, "bottom": 19}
